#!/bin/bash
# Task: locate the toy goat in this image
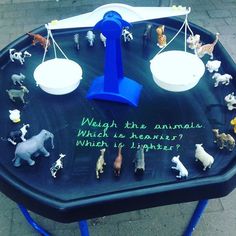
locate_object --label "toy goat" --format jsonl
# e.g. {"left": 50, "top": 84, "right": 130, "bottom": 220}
{"left": 122, "top": 28, "right": 133, "bottom": 42}
{"left": 27, "top": 32, "right": 50, "bottom": 50}
{"left": 212, "top": 73, "right": 233, "bottom": 87}
{"left": 9, "top": 49, "right": 31, "bottom": 65}
{"left": 11, "top": 73, "right": 26, "bottom": 86}
{"left": 212, "top": 129, "right": 235, "bottom": 151}
{"left": 195, "top": 144, "right": 214, "bottom": 171}
{"left": 6, "top": 86, "right": 29, "bottom": 103}
{"left": 50, "top": 153, "right": 65, "bottom": 178}
{"left": 230, "top": 117, "right": 236, "bottom": 134}
{"left": 86, "top": 30, "right": 95, "bottom": 46}
{"left": 133, "top": 145, "right": 145, "bottom": 173}
{"left": 100, "top": 33, "right": 106, "bottom": 47}
{"left": 171, "top": 155, "right": 188, "bottom": 179}
{"left": 206, "top": 60, "right": 221, "bottom": 73}
{"left": 225, "top": 92, "right": 236, "bottom": 111}
{"left": 113, "top": 146, "right": 123, "bottom": 177}
{"left": 9, "top": 109, "right": 21, "bottom": 123}
{"left": 96, "top": 148, "right": 106, "bottom": 179}
{"left": 186, "top": 34, "right": 201, "bottom": 50}
{"left": 74, "top": 33, "right": 80, "bottom": 51}
{"left": 9, "top": 124, "right": 30, "bottom": 145}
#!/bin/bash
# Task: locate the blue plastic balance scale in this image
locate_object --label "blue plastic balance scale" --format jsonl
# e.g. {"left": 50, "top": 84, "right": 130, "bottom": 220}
{"left": 87, "top": 11, "right": 143, "bottom": 107}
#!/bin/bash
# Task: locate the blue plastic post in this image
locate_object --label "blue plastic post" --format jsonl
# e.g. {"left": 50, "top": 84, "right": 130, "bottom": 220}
{"left": 87, "top": 11, "right": 143, "bottom": 106}
{"left": 17, "top": 204, "right": 51, "bottom": 236}
{"left": 78, "top": 220, "right": 90, "bottom": 236}
{"left": 183, "top": 199, "right": 208, "bottom": 236}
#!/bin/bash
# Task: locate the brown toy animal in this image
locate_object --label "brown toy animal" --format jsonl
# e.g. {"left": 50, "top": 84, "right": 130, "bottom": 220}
{"left": 212, "top": 129, "right": 235, "bottom": 151}
{"left": 27, "top": 32, "right": 50, "bottom": 50}
{"left": 113, "top": 146, "right": 123, "bottom": 177}
{"left": 156, "top": 25, "right": 167, "bottom": 48}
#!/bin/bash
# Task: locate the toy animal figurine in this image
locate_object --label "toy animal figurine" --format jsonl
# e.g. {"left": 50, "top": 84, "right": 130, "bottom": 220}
{"left": 156, "top": 25, "right": 167, "bottom": 48}
{"left": 12, "top": 129, "right": 54, "bottom": 167}
{"left": 133, "top": 145, "right": 145, "bottom": 173}
{"left": 122, "top": 27, "right": 133, "bottom": 42}
{"left": 225, "top": 92, "right": 236, "bottom": 111}
{"left": 206, "top": 60, "right": 221, "bottom": 73}
{"left": 6, "top": 86, "right": 29, "bottom": 103}
{"left": 6, "top": 124, "right": 30, "bottom": 145}
{"left": 100, "top": 33, "right": 106, "bottom": 47}
{"left": 113, "top": 145, "right": 123, "bottom": 177}
{"left": 9, "top": 49, "right": 31, "bottom": 65}
{"left": 9, "top": 109, "right": 21, "bottom": 123}
{"left": 74, "top": 33, "right": 80, "bottom": 51}
{"left": 212, "top": 73, "right": 233, "bottom": 87}
{"left": 86, "top": 30, "right": 95, "bottom": 46}
{"left": 11, "top": 73, "right": 26, "bottom": 86}
{"left": 230, "top": 117, "right": 236, "bottom": 134}
{"left": 27, "top": 32, "right": 50, "bottom": 50}
{"left": 186, "top": 34, "right": 201, "bottom": 50}
{"left": 143, "top": 23, "right": 152, "bottom": 47}
{"left": 195, "top": 144, "right": 214, "bottom": 171}
{"left": 195, "top": 33, "right": 219, "bottom": 59}
{"left": 50, "top": 153, "right": 65, "bottom": 178}
{"left": 96, "top": 148, "right": 106, "bottom": 179}
{"left": 212, "top": 129, "right": 235, "bottom": 151}
{"left": 171, "top": 155, "right": 188, "bottom": 179}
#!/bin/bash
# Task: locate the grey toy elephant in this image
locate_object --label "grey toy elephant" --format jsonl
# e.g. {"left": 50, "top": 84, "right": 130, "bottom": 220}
{"left": 12, "top": 129, "right": 54, "bottom": 167}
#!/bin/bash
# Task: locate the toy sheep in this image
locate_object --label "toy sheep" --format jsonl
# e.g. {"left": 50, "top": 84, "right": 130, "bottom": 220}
{"left": 171, "top": 155, "right": 188, "bottom": 179}
{"left": 96, "top": 148, "right": 106, "bottom": 179}
{"left": 225, "top": 92, "right": 236, "bottom": 111}
{"left": 195, "top": 144, "right": 214, "bottom": 171}
{"left": 86, "top": 30, "right": 95, "bottom": 46}
{"left": 206, "top": 60, "right": 221, "bottom": 73}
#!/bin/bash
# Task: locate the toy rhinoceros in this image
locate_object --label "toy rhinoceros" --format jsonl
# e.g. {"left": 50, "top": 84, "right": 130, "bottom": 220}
{"left": 12, "top": 129, "right": 54, "bottom": 167}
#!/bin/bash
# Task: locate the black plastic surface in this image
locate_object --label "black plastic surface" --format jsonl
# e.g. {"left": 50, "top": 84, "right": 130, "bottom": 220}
{"left": 0, "top": 18, "right": 236, "bottom": 222}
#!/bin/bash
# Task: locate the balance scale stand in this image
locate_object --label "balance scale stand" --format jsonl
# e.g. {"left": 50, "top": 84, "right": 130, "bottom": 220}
{"left": 87, "top": 11, "right": 143, "bottom": 107}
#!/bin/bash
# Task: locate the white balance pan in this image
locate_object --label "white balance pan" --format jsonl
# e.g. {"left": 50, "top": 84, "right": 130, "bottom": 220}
{"left": 34, "top": 58, "right": 83, "bottom": 95}
{"left": 150, "top": 50, "right": 205, "bottom": 92}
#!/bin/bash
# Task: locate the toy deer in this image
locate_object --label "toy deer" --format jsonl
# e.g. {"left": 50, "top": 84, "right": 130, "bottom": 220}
{"left": 96, "top": 148, "right": 106, "bottom": 179}
{"left": 27, "top": 32, "right": 50, "bottom": 50}
{"left": 113, "top": 145, "right": 123, "bottom": 177}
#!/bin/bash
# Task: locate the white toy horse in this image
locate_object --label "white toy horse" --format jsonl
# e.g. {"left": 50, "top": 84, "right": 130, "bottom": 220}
{"left": 225, "top": 92, "right": 236, "bottom": 111}
{"left": 9, "top": 49, "right": 31, "bottom": 65}
{"left": 122, "top": 28, "right": 133, "bottom": 42}
{"left": 100, "top": 33, "right": 106, "bottom": 47}
{"left": 171, "top": 155, "right": 188, "bottom": 178}
{"left": 212, "top": 73, "right": 233, "bottom": 87}
{"left": 206, "top": 60, "right": 221, "bottom": 73}
{"left": 86, "top": 30, "right": 95, "bottom": 46}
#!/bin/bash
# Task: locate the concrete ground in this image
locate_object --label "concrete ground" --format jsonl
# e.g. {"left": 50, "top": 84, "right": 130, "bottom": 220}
{"left": 0, "top": 0, "right": 236, "bottom": 235}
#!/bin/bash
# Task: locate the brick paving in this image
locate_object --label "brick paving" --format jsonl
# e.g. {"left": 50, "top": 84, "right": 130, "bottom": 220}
{"left": 0, "top": 0, "right": 236, "bottom": 235}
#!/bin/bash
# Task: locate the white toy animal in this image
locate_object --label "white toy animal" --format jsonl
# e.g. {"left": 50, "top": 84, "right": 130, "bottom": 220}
{"left": 122, "top": 28, "right": 133, "bottom": 42}
{"left": 96, "top": 148, "right": 106, "bottom": 179}
{"left": 171, "top": 155, "right": 188, "bottom": 178}
{"left": 206, "top": 60, "right": 221, "bottom": 73}
{"left": 186, "top": 34, "right": 201, "bottom": 50}
{"left": 11, "top": 73, "right": 26, "bottom": 85}
{"left": 86, "top": 30, "right": 95, "bottom": 46}
{"left": 100, "top": 33, "right": 106, "bottom": 47}
{"left": 9, "top": 49, "right": 31, "bottom": 65}
{"left": 9, "top": 109, "right": 21, "bottom": 123}
{"left": 50, "top": 153, "right": 65, "bottom": 178}
{"left": 212, "top": 73, "right": 233, "bottom": 87}
{"left": 195, "top": 144, "right": 214, "bottom": 171}
{"left": 7, "top": 124, "right": 30, "bottom": 145}
{"left": 225, "top": 92, "right": 236, "bottom": 110}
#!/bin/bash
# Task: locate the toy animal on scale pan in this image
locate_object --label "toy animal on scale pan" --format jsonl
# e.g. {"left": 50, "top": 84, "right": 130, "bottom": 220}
{"left": 212, "top": 129, "right": 235, "bottom": 151}
{"left": 86, "top": 30, "right": 95, "bottom": 46}
{"left": 6, "top": 86, "right": 29, "bottom": 103}
{"left": 27, "top": 32, "right": 50, "bottom": 50}
{"left": 11, "top": 73, "right": 26, "bottom": 86}
{"left": 96, "top": 148, "right": 106, "bottom": 179}
{"left": 50, "top": 153, "right": 65, "bottom": 178}
{"left": 225, "top": 92, "right": 236, "bottom": 111}
{"left": 206, "top": 60, "right": 221, "bottom": 73}
{"left": 12, "top": 129, "right": 54, "bottom": 167}
{"left": 195, "top": 33, "right": 219, "bottom": 59}
{"left": 195, "top": 144, "right": 214, "bottom": 171}
{"left": 212, "top": 73, "right": 233, "bottom": 87}
{"left": 9, "top": 49, "right": 31, "bottom": 65}
{"left": 113, "top": 145, "right": 123, "bottom": 177}
{"left": 133, "top": 145, "right": 145, "bottom": 174}
{"left": 156, "top": 25, "right": 167, "bottom": 48}
{"left": 171, "top": 155, "right": 188, "bottom": 179}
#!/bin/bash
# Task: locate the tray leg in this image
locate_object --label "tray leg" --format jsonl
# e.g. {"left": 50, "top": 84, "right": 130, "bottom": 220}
{"left": 183, "top": 199, "right": 208, "bottom": 236}
{"left": 17, "top": 204, "right": 51, "bottom": 236}
{"left": 78, "top": 220, "right": 90, "bottom": 236}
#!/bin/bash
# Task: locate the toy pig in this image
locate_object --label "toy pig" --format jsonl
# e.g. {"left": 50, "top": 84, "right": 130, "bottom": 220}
{"left": 133, "top": 145, "right": 145, "bottom": 173}
{"left": 113, "top": 145, "right": 123, "bottom": 176}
